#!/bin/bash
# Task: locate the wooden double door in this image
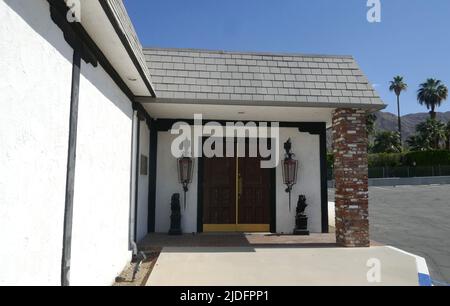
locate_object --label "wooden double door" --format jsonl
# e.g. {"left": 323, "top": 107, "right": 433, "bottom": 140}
{"left": 202, "top": 140, "right": 272, "bottom": 232}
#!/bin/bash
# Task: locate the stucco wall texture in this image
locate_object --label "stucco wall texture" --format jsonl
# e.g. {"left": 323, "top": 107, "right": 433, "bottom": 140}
{"left": 0, "top": 0, "right": 136, "bottom": 285}
{"left": 70, "top": 61, "right": 133, "bottom": 286}
{"left": 0, "top": 0, "right": 73, "bottom": 285}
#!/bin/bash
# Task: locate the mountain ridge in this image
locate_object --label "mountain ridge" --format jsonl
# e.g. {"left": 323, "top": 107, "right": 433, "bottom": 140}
{"left": 375, "top": 111, "right": 450, "bottom": 141}
{"left": 326, "top": 111, "right": 450, "bottom": 150}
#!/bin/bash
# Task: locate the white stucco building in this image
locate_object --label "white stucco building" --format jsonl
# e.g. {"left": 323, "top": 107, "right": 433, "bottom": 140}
{"left": 0, "top": 0, "right": 385, "bottom": 285}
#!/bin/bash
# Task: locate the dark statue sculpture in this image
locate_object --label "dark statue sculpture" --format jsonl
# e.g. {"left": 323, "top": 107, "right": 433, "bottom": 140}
{"left": 293, "top": 195, "right": 310, "bottom": 236}
{"left": 169, "top": 193, "right": 182, "bottom": 235}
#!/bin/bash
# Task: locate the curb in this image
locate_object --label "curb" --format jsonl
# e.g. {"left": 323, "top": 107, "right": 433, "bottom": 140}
{"left": 386, "top": 246, "right": 432, "bottom": 286}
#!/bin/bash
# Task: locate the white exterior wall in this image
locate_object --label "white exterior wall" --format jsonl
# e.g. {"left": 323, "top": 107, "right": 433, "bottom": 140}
{"left": 70, "top": 61, "right": 134, "bottom": 286}
{"left": 136, "top": 121, "right": 150, "bottom": 241}
{"left": 0, "top": 0, "right": 73, "bottom": 285}
{"left": 155, "top": 129, "right": 199, "bottom": 234}
{"left": 154, "top": 126, "right": 322, "bottom": 234}
{"left": 276, "top": 128, "right": 322, "bottom": 233}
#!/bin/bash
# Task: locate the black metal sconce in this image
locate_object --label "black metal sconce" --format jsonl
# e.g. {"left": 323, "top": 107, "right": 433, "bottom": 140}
{"left": 177, "top": 154, "right": 194, "bottom": 210}
{"left": 282, "top": 138, "right": 298, "bottom": 211}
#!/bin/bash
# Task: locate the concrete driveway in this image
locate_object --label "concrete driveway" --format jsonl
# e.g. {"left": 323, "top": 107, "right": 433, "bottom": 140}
{"left": 330, "top": 185, "right": 450, "bottom": 285}
{"left": 147, "top": 246, "right": 423, "bottom": 286}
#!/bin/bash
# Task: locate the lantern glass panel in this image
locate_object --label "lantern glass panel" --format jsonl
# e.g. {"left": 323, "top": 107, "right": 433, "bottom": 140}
{"left": 178, "top": 157, "right": 194, "bottom": 184}
{"left": 282, "top": 159, "right": 298, "bottom": 185}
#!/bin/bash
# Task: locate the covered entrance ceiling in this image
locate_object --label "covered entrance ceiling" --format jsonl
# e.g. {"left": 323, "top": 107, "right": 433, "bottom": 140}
{"left": 140, "top": 102, "right": 334, "bottom": 127}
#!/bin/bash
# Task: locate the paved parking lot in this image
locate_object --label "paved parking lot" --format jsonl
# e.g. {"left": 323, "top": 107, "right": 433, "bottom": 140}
{"left": 330, "top": 185, "right": 450, "bottom": 285}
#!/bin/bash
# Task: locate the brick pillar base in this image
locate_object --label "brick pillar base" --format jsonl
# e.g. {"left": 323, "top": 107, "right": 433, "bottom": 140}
{"left": 333, "top": 108, "right": 369, "bottom": 247}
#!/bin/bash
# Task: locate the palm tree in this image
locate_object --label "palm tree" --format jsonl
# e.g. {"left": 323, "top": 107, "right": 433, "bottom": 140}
{"left": 366, "top": 113, "right": 377, "bottom": 137}
{"left": 389, "top": 76, "right": 407, "bottom": 142}
{"left": 372, "top": 131, "right": 402, "bottom": 153}
{"left": 415, "top": 119, "right": 447, "bottom": 150}
{"left": 407, "top": 134, "right": 431, "bottom": 152}
{"left": 417, "top": 79, "right": 448, "bottom": 119}
{"left": 446, "top": 121, "right": 450, "bottom": 150}
{"left": 366, "top": 113, "right": 377, "bottom": 152}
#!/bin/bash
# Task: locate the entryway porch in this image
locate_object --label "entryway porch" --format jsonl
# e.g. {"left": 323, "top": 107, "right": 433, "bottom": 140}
{"left": 139, "top": 237, "right": 425, "bottom": 286}
{"left": 138, "top": 232, "right": 351, "bottom": 252}
{"left": 135, "top": 95, "right": 377, "bottom": 245}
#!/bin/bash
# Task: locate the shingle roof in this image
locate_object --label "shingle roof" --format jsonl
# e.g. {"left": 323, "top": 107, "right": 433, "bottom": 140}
{"left": 143, "top": 47, "right": 385, "bottom": 109}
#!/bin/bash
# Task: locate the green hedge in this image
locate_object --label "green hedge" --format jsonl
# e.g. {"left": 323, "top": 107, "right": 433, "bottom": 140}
{"left": 403, "top": 150, "right": 450, "bottom": 166}
{"left": 327, "top": 150, "right": 450, "bottom": 168}
{"left": 368, "top": 153, "right": 403, "bottom": 167}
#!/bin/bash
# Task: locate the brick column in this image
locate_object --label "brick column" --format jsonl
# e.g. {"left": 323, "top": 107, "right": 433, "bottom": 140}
{"left": 332, "top": 108, "right": 369, "bottom": 247}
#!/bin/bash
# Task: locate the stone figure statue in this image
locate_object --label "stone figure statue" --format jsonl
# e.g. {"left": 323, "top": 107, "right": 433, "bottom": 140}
{"left": 294, "top": 195, "right": 310, "bottom": 236}
{"left": 169, "top": 193, "right": 182, "bottom": 235}
{"left": 296, "top": 195, "right": 308, "bottom": 216}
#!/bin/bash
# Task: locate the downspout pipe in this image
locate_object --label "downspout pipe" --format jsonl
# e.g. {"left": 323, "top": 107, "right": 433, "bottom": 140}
{"left": 134, "top": 113, "right": 141, "bottom": 245}
{"left": 61, "top": 50, "right": 81, "bottom": 287}
{"left": 129, "top": 107, "right": 141, "bottom": 254}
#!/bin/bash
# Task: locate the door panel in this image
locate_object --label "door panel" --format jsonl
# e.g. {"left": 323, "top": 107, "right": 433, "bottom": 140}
{"left": 238, "top": 156, "right": 271, "bottom": 225}
{"left": 203, "top": 156, "right": 236, "bottom": 224}
{"left": 202, "top": 138, "right": 271, "bottom": 232}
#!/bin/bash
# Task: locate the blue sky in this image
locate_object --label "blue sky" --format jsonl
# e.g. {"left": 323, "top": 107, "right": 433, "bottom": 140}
{"left": 124, "top": 0, "right": 450, "bottom": 115}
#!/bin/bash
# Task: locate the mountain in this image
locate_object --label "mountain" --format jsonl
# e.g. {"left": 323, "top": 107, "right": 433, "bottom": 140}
{"left": 326, "top": 111, "right": 450, "bottom": 150}
{"left": 375, "top": 111, "right": 450, "bottom": 141}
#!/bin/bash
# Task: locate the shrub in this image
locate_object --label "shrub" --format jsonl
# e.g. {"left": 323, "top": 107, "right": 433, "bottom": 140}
{"left": 371, "top": 131, "right": 402, "bottom": 154}
{"left": 368, "top": 153, "right": 404, "bottom": 167}
{"left": 404, "top": 150, "right": 450, "bottom": 166}
{"left": 327, "top": 153, "right": 334, "bottom": 169}
{"left": 327, "top": 150, "right": 450, "bottom": 170}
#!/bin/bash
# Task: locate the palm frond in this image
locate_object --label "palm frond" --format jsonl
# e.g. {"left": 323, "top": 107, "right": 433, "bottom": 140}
{"left": 417, "top": 78, "right": 449, "bottom": 111}
{"left": 389, "top": 76, "right": 407, "bottom": 96}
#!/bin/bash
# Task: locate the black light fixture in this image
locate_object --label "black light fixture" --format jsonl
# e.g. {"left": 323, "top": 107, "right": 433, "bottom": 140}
{"left": 177, "top": 154, "right": 194, "bottom": 210}
{"left": 282, "top": 138, "right": 298, "bottom": 211}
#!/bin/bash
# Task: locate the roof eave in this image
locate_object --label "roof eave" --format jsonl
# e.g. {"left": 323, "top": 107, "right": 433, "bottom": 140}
{"left": 99, "top": 0, "right": 156, "bottom": 97}
{"left": 136, "top": 96, "right": 387, "bottom": 112}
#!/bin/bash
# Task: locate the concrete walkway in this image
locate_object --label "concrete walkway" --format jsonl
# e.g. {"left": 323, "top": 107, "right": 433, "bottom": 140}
{"left": 147, "top": 246, "right": 426, "bottom": 286}
{"left": 139, "top": 233, "right": 338, "bottom": 251}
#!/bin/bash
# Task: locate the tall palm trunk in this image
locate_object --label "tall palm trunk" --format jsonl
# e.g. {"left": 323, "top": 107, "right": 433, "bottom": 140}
{"left": 396, "top": 94, "right": 402, "bottom": 143}
{"left": 430, "top": 105, "right": 436, "bottom": 120}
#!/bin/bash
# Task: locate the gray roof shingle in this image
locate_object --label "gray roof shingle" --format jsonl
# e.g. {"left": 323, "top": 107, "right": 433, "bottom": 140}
{"left": 143, "top": 48, "right": 385, "bottom": 109}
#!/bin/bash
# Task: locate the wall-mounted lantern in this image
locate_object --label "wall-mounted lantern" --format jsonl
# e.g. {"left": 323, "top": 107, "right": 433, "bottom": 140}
{"left": 282, "top": 138, "right": 298, "bottom": 211}
{"left": 177, "top": 150, "right": 194, "bottom": 210}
